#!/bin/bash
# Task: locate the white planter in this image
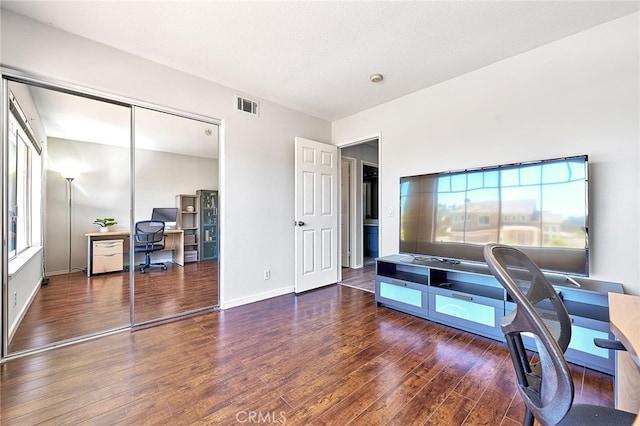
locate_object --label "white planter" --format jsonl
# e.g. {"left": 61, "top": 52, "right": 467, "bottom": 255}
{"left": 99, "top": 227, "right": 109, "bottom": 233}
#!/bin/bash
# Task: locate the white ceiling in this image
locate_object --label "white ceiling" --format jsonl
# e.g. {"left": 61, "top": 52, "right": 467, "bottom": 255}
{"left": 2, "top": 1, "right": 639, "bottom": 123}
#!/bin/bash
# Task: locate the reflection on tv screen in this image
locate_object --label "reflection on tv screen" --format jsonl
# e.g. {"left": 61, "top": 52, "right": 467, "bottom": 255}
{"left": 399, "top": 156, "right": 589, "bottom": 275}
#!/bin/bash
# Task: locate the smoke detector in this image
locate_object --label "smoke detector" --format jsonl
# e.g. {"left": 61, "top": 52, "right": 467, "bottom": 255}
{"left": 369, "top": 73, "right": 384, "bottom": 83}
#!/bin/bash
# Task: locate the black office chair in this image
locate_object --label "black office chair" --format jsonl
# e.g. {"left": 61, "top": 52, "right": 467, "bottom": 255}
{"left": 134, "top": 220, "right": 168, "bottom": 273}
{"left": 483, "top": 243, "right": 635, "bottom": 426}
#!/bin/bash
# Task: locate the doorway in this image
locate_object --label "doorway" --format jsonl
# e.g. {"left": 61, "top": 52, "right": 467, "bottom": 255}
{"left": 362, "top": 162, "right": 379, "bottom": 266}
{"left": 339, "top": 138, "right": 379, "bottom": 270}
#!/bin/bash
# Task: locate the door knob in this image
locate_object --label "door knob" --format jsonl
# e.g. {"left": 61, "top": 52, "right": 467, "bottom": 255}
{"left": 295, "top": 221, "right": 305, "bottom": 226}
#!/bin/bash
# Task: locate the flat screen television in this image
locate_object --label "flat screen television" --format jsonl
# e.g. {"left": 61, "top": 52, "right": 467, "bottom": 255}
{"left": 399, "top": 155, "right": 589, "bottom": 276}
{"left": 151, "top": 207, "right": 178, "bottom": 228}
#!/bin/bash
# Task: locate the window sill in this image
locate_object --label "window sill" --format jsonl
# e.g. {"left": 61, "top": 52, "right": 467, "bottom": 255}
{"left": 8, "top": 246, "right": 43, "bottom": 277}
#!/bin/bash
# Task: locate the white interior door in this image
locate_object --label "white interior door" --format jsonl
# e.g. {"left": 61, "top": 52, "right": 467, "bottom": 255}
{"left": 295, "top": 137, "right": 338, "bottom": 293}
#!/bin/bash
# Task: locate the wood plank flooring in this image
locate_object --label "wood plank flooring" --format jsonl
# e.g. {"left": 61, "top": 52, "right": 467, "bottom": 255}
{"left": 340, "top": 266, "right": 375, "bottom": 292}
{"left": 9, "top": 260, "right": 218, "bottom": 353}
{"left": 133, "top": 259, "right": 218, "bottom": 323}
{"left": 1, "top": 268, "right": 615, "bottom": 425}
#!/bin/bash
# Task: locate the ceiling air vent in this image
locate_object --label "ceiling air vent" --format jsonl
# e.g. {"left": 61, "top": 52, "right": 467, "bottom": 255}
{"left": 235, "top": 95, "right": 259, "bottom": 116}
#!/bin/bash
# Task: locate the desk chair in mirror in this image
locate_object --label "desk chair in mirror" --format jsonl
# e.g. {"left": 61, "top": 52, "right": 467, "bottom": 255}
{"left": 484, "top": 243, "right": 635, "bottom": 426}
{"left": 134, "top": 220, "right": 168, "bottom": 273}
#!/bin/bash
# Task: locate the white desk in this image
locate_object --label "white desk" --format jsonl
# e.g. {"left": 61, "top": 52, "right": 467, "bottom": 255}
{"left": 85, "top": 229, "right": 184, "bottom": 276}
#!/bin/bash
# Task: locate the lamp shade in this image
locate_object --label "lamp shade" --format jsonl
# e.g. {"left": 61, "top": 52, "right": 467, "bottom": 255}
{"left": 60, "top": 168, "right": 81, "bottom": 180}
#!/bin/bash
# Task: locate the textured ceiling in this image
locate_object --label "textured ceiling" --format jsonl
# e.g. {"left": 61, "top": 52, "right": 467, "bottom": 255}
{"left": 2, "top": 1, "right": 639, "bottom": 122}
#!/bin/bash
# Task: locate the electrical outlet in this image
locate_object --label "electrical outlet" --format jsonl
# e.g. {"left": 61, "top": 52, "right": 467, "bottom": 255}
{"left": 263, "top": 269, "right": 271, "bottom": 280}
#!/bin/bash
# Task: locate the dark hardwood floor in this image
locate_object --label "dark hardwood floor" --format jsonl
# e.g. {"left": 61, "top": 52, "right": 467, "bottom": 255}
{"left": 133, "top": 259, "right": 218, "bottom": 323}
{"left": 1, "top": 268, "right": 615, "bottom": 425}
{"left": 9, "top": 260, "right": 218, "bottom": 353}
{"left": 340, "top": 265, "right": 375, "bottom": 292}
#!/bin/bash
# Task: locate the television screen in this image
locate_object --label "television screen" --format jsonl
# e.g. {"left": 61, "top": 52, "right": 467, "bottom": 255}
{"left": 399, "top": 156, "right": 589, "bottom": 276}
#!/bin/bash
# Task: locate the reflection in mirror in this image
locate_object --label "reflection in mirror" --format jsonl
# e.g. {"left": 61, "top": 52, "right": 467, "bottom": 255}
{"left": 133, "top": 107, "right": 219, "bottom": 324}
{"left": 5, "top": 80, "right": 131, "bottom": 354}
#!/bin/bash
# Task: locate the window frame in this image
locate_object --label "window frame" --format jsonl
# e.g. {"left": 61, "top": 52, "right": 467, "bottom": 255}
{"left": 8, "top": 95, "right": 39, "bottom": 260}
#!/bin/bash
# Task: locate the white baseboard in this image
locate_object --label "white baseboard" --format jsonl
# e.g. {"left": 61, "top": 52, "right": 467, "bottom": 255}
{"left": 9, "top": 277, "right": 42, "bottom": 343}
{"left": 220, "top": 285, "right": 294, "bottom": 310}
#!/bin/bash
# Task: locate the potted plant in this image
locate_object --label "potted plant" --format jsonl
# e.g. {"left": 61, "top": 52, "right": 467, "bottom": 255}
{"left": 94, "top": 218, "right": 117, "bottom": 233}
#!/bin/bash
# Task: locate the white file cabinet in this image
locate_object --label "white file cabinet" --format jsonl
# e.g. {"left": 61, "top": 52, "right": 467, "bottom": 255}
{"left": 92, "top": 239, "right": 123, "bottom": 274}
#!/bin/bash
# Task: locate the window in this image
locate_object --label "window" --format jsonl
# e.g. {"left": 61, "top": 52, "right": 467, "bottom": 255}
{"left": 8, "top": 95, "right": 41, "bottom": 259}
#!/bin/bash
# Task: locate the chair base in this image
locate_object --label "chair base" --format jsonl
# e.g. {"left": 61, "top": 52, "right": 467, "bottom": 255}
{"left": 137, "top": 253, "right": 167, "bottom": 274}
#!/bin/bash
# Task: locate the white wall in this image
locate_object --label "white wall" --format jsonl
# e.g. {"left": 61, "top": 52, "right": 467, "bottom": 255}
{"left": 7, "top": 249, "right": 42, "bottom": 340}
{"left": 1, "top": 11, "right": 331, "bottom": 306}
{"left": 333, "top": 13, "right": 640, "bottom": 295}
{"left": 134, "top": 149, "right": 219, "bottom": 223}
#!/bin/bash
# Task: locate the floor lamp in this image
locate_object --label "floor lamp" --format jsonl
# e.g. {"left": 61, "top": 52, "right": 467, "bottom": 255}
{"left": 61, "top": 171, "right": 79, "bottom": 274}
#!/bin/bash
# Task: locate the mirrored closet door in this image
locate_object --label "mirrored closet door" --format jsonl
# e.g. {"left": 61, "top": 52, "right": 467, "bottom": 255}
{"left": 4, "top": 79, "right": 132, "bottom": 355}
{"left": 3, "top": 75, "right": 220, "bottom": 357}
{"left": 132, "top": 107, "right": 219, "bottom": 324}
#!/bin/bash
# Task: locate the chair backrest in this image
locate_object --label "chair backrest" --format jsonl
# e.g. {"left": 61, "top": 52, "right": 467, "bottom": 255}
{"left": 483, "top": 243, "right": 574, "bottom": 426}
{"left": 135, "top": 220, "right": 165, "bottom": 245}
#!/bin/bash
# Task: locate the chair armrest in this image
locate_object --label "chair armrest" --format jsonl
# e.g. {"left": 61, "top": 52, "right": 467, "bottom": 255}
{"left": 594, "top": 338, "right": 627, "bottom": 351}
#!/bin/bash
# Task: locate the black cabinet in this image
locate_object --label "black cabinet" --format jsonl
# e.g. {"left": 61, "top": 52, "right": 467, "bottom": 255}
{"left": 375, "top": 255, "right": 623, "bottom": 374}
{"left": 197, "top": 190, "right": 218, "bottom": 260}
